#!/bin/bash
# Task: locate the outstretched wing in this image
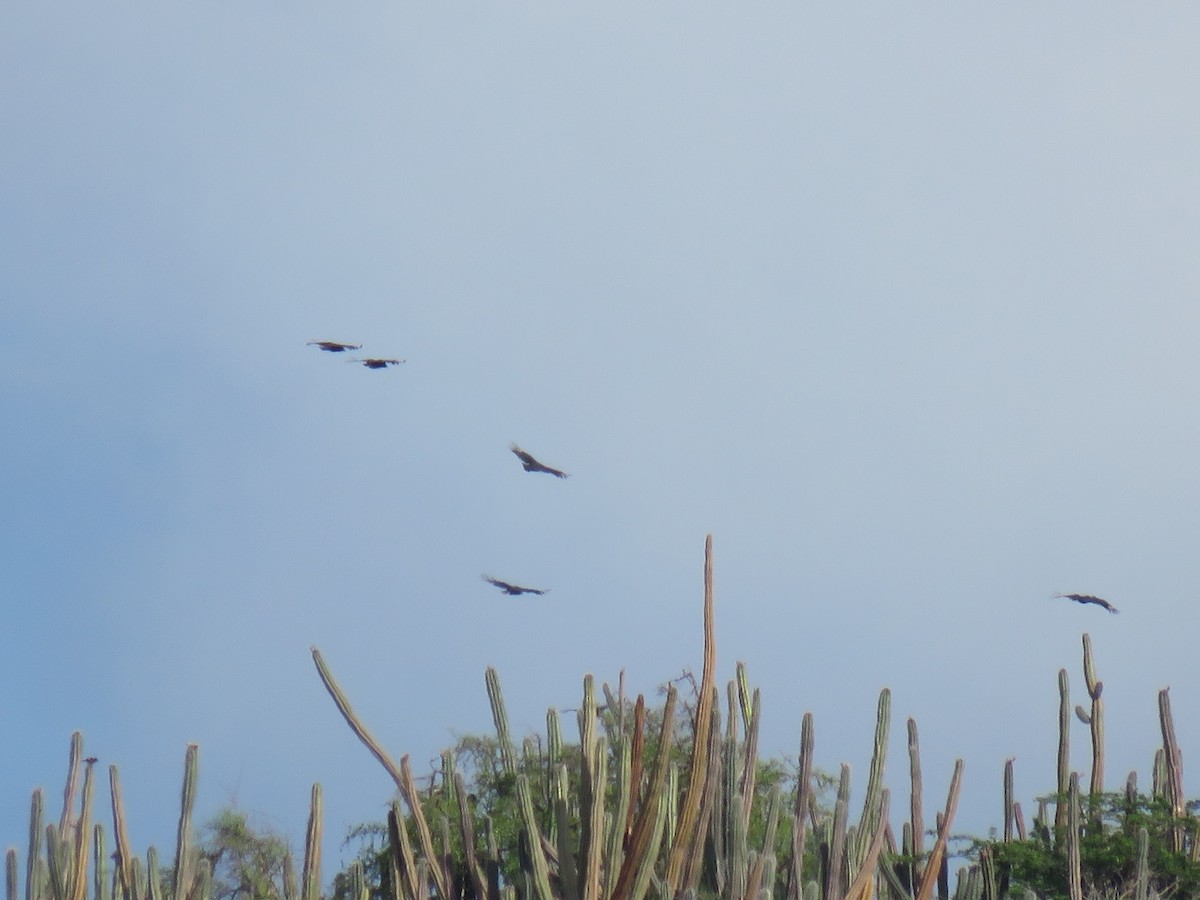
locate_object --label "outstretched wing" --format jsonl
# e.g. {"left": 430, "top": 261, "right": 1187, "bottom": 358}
{"left": 358, "top": 358, "right": 405, "bottom": 369}
{"left": 307, "top": 340, "right": 362, "bottom": 352}
{"left": 1055, "top": 593, "right": 1119, "bottom": 614}
{"left": 509, "top": 444, "right": 568, "bottom": 478}
{"left": 482, "top": 574, "right": 548, "bottom": 595}
{"left": 510, "top": 444, "right": 537, "bottom": 467}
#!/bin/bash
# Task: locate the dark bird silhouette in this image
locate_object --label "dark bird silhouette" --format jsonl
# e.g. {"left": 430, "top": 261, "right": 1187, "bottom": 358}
{"left": 1055, "top": 593, "right": 1119, "bottom": 614}
{"left": 510, "top": 444, "right": 568, "bottom": 478}
{"left": 84, "top": 757, "right": 98, "bottom": 765}
{"left": 307, "top": 340, "right": 362, "bottom": 352}
{"left": 483, "top": 575, "right": 549, "bottom": 596}
{"left": 355, "top": 358, "right": 405, "bottom": 369}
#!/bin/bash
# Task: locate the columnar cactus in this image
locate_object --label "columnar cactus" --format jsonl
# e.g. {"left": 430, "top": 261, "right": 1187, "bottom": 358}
{"left": 852, "top": 689, "right": 890, "bottom": 872}
{"left": 1056, "top": 669, "right": 1071, "bottom": 832}
{"left": 1081, "top": 634, "right": 1105, "bottom": 798}
{"left": 170, "top": 745, "right": 198, "bottom": 900}
{"left": 301, "top": 784, "right": 323, "bottom": 900}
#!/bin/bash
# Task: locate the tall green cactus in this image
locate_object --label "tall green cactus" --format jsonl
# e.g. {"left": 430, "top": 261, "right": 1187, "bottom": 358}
{"left": 311, "top": 646, "right": 407, "bottom": 789}
{"left": 611, "top": 685, "right": 677, "bottom": 900}
{"left": 853, "top": 688, "right": 890, "bottom": 872}
{"left": 453, "top": 772, "right": 487, "bottom": 900}
{"left": 59, "top": 733, "right": 84, "bottom": 837}
{"left": 682, "top": 702, "right": 722, "bottom": 896}
{"left": 1081, "top": 634, "right": 1105, "bottom": 799}
{"left": 845, "top": 789, "right": 889, "bottom": 900}
{"left": 745, "top": 783, "right": 781, "bottom": 899}
{"left": 577, "top": 675, "right": 598, "bottom": 886}
{"left": 27, "top": 789, "right": 44, "bottom": 900}
{"left": 788, "top": 712, "right": 815, "bottom": 900}
{"left": 728, "top": 794, "right": 748, "bottom": 900}
{"left": 108, "top": 767, "right": 136, "bottom": 900}
{"left": 301, "top": 784, "right": 323, "bottom": 900}
{"left": 1003, "top": 758, "right": 1015, "bottom": 843}
{"left": 387, "top": 800, "right": 417, "bottom": 900}
{"left": 1135, "top": 825, "right": 1150, "bottom": 900}
{"left": 1066, "top": 773, "right": 1082, "bottom": 900}
{"left": 601, "top": 736, "right": 633, "bottom": 900}
{"left": 171, "top": 745, "right": 198, "bottom": 900}
{"left": 736, "top": 661, "right": 753, "bottom": 736}
{"left": 93, "top": 825, "right": 107, "bottom": 900}
{"left": 908, "top": 717, "right": 925, "bottom": 864}
{"left": 826, "top": 764, "right": 851, "bottom": 900}
{"left": 485, "top": 666, "right": 518, "bottom": 779}
{"left": 1157, "top": 688, "right": 1186, "bottom": 854}
{"left": 740, "top": 687, "right": 763, "bottom": 838}
{"left": 515, "top": 774, "right": 554, "bottom": 900}
{"left": 399, "top": 756, "right": 450, "bottom": 900}
{"left": 665, "top": 534, "right": 717, "bottom": 896}
{"left": 1056, "top": 669, "right": 1071, "bottom": 832}
{"left": 143, "top": 848, "right": 160, "bottom": 900}
{"left": 581, "top": 735, "right": 607, "bottom": 900}
{"left": 915, "top": 759, "right": 963, "bottom": 900}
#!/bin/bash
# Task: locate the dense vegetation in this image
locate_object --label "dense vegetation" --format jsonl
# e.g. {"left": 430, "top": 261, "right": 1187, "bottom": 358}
{"left": 9, "top": 540, "right": 1200, "bottom": 899}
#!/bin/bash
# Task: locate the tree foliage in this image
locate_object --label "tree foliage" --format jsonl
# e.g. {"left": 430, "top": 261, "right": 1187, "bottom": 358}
{"left": 199, "top": 808, "right": 293, "bottom": 900}
{"left": 970, "top": 792, "right": 1200, "bottom": 899}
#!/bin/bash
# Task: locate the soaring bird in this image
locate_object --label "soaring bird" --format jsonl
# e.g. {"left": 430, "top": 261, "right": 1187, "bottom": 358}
{"left": 307, "top": 340, "right": 362, "bottom": 352}
{"left": 483, "top": 575, "right": 549, "bottom": 596}
{"left": 1055, "top": 593, "right": 1119, "bottom": 614}
{"left": 356, "top": 358, "right": 405, "bottom": 369}
{"left": 510, "top": 444, "right": 568, "bottom": 478}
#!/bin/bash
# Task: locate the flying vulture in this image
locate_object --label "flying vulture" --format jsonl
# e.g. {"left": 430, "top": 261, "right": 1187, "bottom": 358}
{"left": 84, "top": 757, "right": 99, "bottom": 765}
{"left": 510, "top": 444, "right": 568, "bottom": 478}
{"left": 356, "top": 358, "right": 405, "bottom": 369}
{"left": 1055, "top": 593, "right": 1119, "bottom": 614}
{"left": 307, "top": 340, "right": 362, "bottom": 352}
{"left": 483, "top": 575, "right": 549, "bottom": 596}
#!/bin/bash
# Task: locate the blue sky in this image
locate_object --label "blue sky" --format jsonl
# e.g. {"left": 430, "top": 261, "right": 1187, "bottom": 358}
{"left": 4, "top": 1, "right": 1199, "bottom": 881}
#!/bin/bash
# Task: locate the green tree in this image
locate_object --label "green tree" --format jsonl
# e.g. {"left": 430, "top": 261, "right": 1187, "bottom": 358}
{"left": 970, "top": 792, "right": 1200, "bottom": 899}
{"left": 199, "top": 808, "right": 294, "bottom": 900}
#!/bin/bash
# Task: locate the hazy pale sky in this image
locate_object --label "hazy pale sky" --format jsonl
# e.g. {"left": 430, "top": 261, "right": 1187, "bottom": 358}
{"left": 4, "top": 1, "right": 1199, "bottom": 880}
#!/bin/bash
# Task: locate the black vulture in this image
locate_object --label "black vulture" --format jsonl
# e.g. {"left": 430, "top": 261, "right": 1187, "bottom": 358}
{"left": 483, "top": 575, "right": 549, "bottom": 596}
{"left": 1055, "top": 593, "right": 1119, "bottom": 614}
{"left": 357, "top": 358, "right": 405, "bottom": 369}
{"left": 510, "top": 444, "right": 568, "bottom": 478}
{"left": 307, "top": 340, "right": 362, "bottom": 352}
